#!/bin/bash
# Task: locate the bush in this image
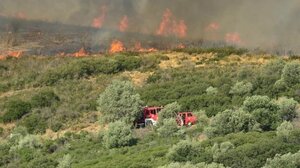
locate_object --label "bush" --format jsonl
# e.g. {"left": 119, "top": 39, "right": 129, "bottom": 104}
{"left": 57, "top": 154, "right": 72, "bottom": 168}
{"left": 157, "top": 118, "right": 181, "bottom": 137}
{"left": 2, "top": 99, "right": 32, "bottom": 123}
{"left": 281, "top": 62, "right": 300, "bottom": 86}
{"left": 158, "top": 102, "right": 182, "bottom": 124}
{"left": 167, "top": 140, "right": 201, "bottom": 162}
{"left": 97, "top": 80, "right": 143, "bottom": 124}
{"left": 276, "top": 121, "right": 294, "bottom": 142}
{"left": 115, "top": 55, "right": 142, "bottom": 71}
{"left": 20, "top": 113, "right": 47, "bottom": 134}
{"left": 159, "top": 162, "right": 226, "bottom": 168}
{"left": 229, "top": 81, "right": 253, "bottom": 95}
{"left": 211, "top": 141, "right": 235, "bottom": 162}
{"left": 31, "top": 90, "right": 60, "bottom": 108}
{"left": 275, "top": 97, "right": 298, "bottom": 121}
{"left": 103, "top": 120, "right": 136, "bottom": 149}
{"left": 263, "top": 150, "right": 300, "bottom": 168}
{"left": 243, "top": 95, "right": 280, "bottom": 131}
{"left": 205, "top": 109, "right": 256, "bottom": 137}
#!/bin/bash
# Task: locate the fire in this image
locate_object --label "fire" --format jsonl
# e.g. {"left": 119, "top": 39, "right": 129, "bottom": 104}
{"left": 134, "top": 42, "right": 158, "bottom": 52}
{"left": 177, "top": 43, "right": 186, "bottom": 49}
{"left": 119, "top": 15, "right": 129, "bottom": 32}
{"left": 110, "top": 40, "right": 125, "bottom": 53}
{"left": 156, "top": 8, "right": 187, "bottom": 38}
{"left": 205, "top": 22, "right": 220, "bottom": 32}
{"left": 72, "top": 47, "right": 89, "bottom": 57}
{"left": 174, "top": 20, "right": 187, "bottom": 38}
{"left": 15, "top": 12, "right": 27, "bottom": 20}
{"left": 92, "top": 6, "right": 107, "bottom": 28}
{"left": 8, "top": 51, "right": 23, "bottom": 58}
{"left": 225, "top": 32, "right": 242, "bottom": 45}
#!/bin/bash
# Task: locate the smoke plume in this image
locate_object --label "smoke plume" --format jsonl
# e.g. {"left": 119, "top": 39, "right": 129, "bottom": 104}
{"left": 1, "top": 0, "right": 300, "bottom": 52}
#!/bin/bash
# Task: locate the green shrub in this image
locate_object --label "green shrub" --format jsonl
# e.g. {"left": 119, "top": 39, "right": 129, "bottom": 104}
{"left": 2, "top": 99, "right": 32, "bottom": 123}
{"left": 115, "top": 55, "right": 142, "bottom": 71}
{"left": 158, "top": 102, "right": 181, "bottom": 124}
{"left": 281, "top": 62, "right": 300, "bottom": 86}
{"left": 263, "top": 150, "right": 300, "bottom": 168}
{"left": 103, "top": 120, "right": 136, "bottom": 149}
{"left": 275, "top": 97, "right": 298, "bottom": 121}
{"left": 57, "top": 154, "right": 72, "bottom": 168}
{"left": 97, "top": 80, "right": 143, "bottom": 124}
{"left": 229, "top": 81, "right": 253, "bottom": 95}
{"left": 20, "top": 113, "right": 47, "bottom": 134}
{"left": 167, "top": 140, "right": 202, "bottom": 162}
{"left": 276, "top": 121, "right": 294, "bottom": 142}
{"left": 205, "top": 109, "right": 257, "bottom": 137}
{"left": 243, "top": 95, "right": 280, "bottom": 131}
{"left": 157, "top": 118, "right": 181, "bottom": 137}
{"left": 31, "top": 90, "right": 60, "bottom": 108}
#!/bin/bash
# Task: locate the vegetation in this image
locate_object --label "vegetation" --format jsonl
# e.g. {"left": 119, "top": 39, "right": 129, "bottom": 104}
{"left": 0, "top": 50, "right": 299, "bottom": 167}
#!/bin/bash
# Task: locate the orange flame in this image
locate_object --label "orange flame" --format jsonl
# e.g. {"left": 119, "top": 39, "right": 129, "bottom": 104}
{"left": 134, "top": 42, "right": 158, "bottom": 52}
{"left": 15, "top": 12, "right": 27, "bottom": 20}
{"left": 174, "top": 20, "right": 187, "bottom": 38}
{"left": 110, "top": 40, "right": 125, "bottom": 53}
{"left": 72, "top": 48, "right": 89, "bottom": 57}
{"left": 119, "top": 15, "right": 129, "bottom": 32}
{"left": 156, "top": 9, "right": 187, "bottom": 38}
{"left": 177, "top": 43, "right": 186, "bottom": 49}
{"left": 8, "top": 51, "right": 23, "bottom": 58}
{"left": 92, "top": 6, "right": 107, "bottom": 28}
{"left": 225, "top": 32, "right": 242, "bottom": 45}
{"left": 205, "top": 22, "right": 220, "bottom": 32}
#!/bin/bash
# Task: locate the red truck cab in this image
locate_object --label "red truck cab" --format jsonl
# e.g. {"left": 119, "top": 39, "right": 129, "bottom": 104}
{"left": 176, "top": 112, "right": 197, "bottom": 126}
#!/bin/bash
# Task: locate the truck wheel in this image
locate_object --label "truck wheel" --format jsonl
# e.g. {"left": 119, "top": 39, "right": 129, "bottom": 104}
{"left": 145, "top": 120, "right": 153, "bottom": 126}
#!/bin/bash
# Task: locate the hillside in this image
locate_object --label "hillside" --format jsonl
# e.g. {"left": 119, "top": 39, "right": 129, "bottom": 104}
{"left": 0, "top": 48, "right": 300, "bottom": 168}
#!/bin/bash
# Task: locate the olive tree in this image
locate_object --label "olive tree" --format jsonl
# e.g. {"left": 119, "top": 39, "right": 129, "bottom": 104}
{"left": 158, "top": 102, "right": 181, "bottom": 124}
{"left": 275, "top": 97, "right": 298, "bottom": 121}
{"left": 229, "top": 81, "right": 253, "bottom": 95}
{"left": 103, "top": 120, "right": 136, "bottom": 149}
{"left": 97, "top": 80, "right": 143, "bottom": 124}
{"left": 205, "top": 109, "right": 256, "bottom": 137}
{"left": 263, "top": 150, "right": 300, "bottom": 168}
{"left": 281, "top": 62, "right": 300, "bottom": 86}
{"left": 276, "top": 121, "right": 294, "bottom": 142}
{"left": 167, "top": 139, "right": 201, "bottom": 162}
{"left": 243, "top": 95, "right": 280, "bottom": 131}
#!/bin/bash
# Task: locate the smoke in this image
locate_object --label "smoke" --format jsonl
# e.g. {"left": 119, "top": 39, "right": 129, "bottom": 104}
{"left": 1, "top": 0, "right": 300, "bottom": 52}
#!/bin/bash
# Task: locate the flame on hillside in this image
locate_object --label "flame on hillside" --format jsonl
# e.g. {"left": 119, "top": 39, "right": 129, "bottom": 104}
{"left": 119, "top": 15, "right": 129, "bottom": 32}
{"left": 0, "top": 51, "right": 24, "bottom": 60}
{"left": 156, "top": 8, "right": 187, "bottom": 38}
{"left": 134, "top": 42, "right": 158, "bottom": 52}
{"left": 110, "top": 40, "right": 125, "bottom": 53}
{"left": 72, "top": 47, "right": 89, "bottom": 57}
{"left": 92, "top": 6, "right": 107, "bottom": 29}
{"left": 225, "top": 32, "right": 242, "bottom": 45}
{"left": 205, "top": 22, "right": 220, "bottom": 32}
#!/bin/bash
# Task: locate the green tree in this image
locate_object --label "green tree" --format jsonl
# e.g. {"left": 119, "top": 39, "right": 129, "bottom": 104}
{"left": 212, "top": 141, "right": 235, "bottom": 162}
{"left": 103, "top": 120, "right": 136, "bottom": 149}
{"left": 229, "top": 81, "right": 253, "bottom": 95}
{"left": 57, "top": 154, "right": 72, "bottom": 168}
{"left": 158, "top": 102, "right": 181, "bottom": 124}
{"left": 205, "top": 109, "right": 256, "bottom": 137}
{"left": 206, "top": 86, "right": 218, "bottom": 96}
{"left": 243, "top": 95, "right": 280, "bottom": 131}
{"left": 97, "top": 80, "right": 143, "bottom": 124}
{"left": 167, "top": 139, "right": 201, "bottom": 162}
{"left": 263, "top": 150, "right": 300, "bottom": 168}
{"left": 276, "top": 121, "right": 294, "bottom": 142}
{"left": 157, "top": 118, "right": 180, "bottom": 137}
{"left": 275, "top": 97, "right": 298, "bottom": 121}
{"left": 2, "top": 99, "right": 32, "bottom": 123}
{"left": 281, "top": 62, "right": 300, "bottom": 87}
{"left": 31, "top": 90, "right": 60, "bottom": 108}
